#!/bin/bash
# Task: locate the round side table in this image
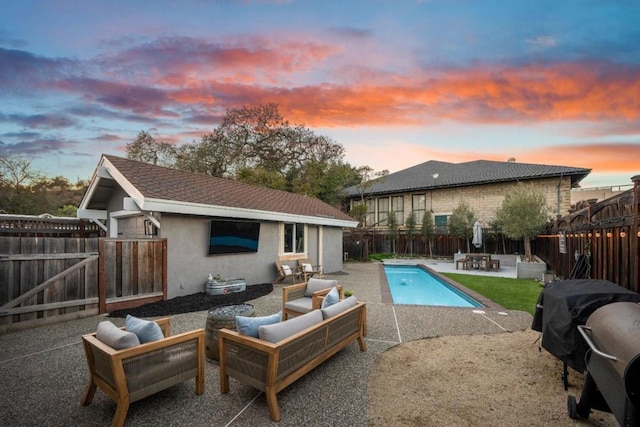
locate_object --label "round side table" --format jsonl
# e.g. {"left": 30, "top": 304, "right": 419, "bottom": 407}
{"left": 205, "top": 303, "right": 255, "bottom": 361}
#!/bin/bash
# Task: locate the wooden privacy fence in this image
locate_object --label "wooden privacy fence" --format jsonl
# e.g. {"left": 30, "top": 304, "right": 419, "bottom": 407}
{"left": 344, "top": 230, "right": 524, "bottom": 259}
{"left": 0, "top": 237, "right": 167, "bottom": 332}
{"left": 535, "top": 175, "right": 640, "bottom": 292}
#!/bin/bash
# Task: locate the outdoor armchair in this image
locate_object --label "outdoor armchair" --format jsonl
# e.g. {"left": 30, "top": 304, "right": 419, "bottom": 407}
{"left": 296, "top": 258, "right": 322, "bottom": 280}
{"left": 273, "top": 260, "right": 304, "bottom": 284}
{"left": 80, "top": 317, "right": 205, "bottom": 427}
{"left": 282, "top": 278, "right": 343, "bottom": 320}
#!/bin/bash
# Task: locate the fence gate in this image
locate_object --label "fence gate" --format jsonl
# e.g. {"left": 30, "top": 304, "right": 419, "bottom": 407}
{"left": 0, "top": 237, "right": 167, "bottom": 332}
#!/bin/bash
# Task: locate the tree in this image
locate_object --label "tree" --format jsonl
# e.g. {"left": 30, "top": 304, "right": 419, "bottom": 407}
{"left": 387, "top": 210, "right": 398, "bottom": 255}
{"left": 349, "top": 203, "right": 368, "bottom": 228}
{"left": 236, "top": 166, "right": 286, "bottom": 190}
{"left": 488, "top": 219, "right": 506, "bottom": 254}
{"left": 55, "top": 204, "right": 78, "bottom": 217}
{"left": 421, "top": 210, "right": 435, "bottom": 257}
{"left": 448, "top": 201, "right": 476, "bottom": 253}
{"left": 174, "top": 132, "right": 236, "bottom": 177}
{"left": 405, "top": 211, "right": 417, "bottom": 256}
{"left": 495, "top": 183, "right": 549, "bottom": 262}
{"left": 0, "top": 155, "right": 44, "bottom": 213}
{"left": 353, "top": 166, "right": 389, "bottom": 203}
{"left": 126, "top": 131, "right": 176, "bottom": 167}
{"left": 159, "top": 103, "right": 366, "bottom": 205}
{"left": 293, "top": 161, "right": 362, "bottom": 207}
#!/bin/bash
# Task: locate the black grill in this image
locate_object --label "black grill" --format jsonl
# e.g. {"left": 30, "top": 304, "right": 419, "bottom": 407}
{"left": 568, "top": 302, "right": 640, "bottom": 426}
{"left": 531, "top": 279, "right": 640, "bottom": 389}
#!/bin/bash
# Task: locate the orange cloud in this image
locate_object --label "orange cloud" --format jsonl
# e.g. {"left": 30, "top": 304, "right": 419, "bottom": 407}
{"left": 519, "top": 143, "right": 640, "bottom": 173}
{"left": 199, "top": 61, "right": 640, "bottom": 128}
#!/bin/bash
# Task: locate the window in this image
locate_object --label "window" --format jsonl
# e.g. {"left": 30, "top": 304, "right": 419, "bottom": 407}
{"left": 412, "top": 194, "right": 426, "bottom": 223}
{"left": 365, "top": 199, "right": 375, "bottom": 227}
{"left": 435, "top": 214, "right": 450, "bottom": 233}
{"left": 377, "top": 197, "right": 389, "bottom": 226}
{"left": 391, "top": 196, "right": 404, "bottom": 225}
{"left": 284, "top": 223, "right": 305, "bottom": 253}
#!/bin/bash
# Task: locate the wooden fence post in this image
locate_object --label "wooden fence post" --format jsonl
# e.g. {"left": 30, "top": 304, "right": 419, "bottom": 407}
{"left": 98, "top": 238, "right": 106, "bottom": 314}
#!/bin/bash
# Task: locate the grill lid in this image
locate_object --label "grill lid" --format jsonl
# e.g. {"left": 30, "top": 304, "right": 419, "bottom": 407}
{"left": 586, "top": 301, "right": 640, "bottom": 405}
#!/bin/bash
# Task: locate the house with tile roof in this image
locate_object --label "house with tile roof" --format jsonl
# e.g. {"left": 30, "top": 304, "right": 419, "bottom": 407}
{"left": 343, "top": 159, "right": 590, "bottom": 241}
{"left": 78, "top": 155, "right": 357, "bottom": 298}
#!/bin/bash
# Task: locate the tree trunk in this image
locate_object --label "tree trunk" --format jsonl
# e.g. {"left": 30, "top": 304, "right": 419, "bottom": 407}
{"left": 523, "top": 236, "right": 533, "bottom": 262}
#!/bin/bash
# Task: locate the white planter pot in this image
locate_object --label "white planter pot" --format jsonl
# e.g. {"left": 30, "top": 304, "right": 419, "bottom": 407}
{"left": 516, "top": 256, "right": 547, "bottom": 280}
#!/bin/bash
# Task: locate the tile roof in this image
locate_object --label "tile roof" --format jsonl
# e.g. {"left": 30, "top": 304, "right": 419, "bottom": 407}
{"left": 99, "top": 155, "right": 355, "bottom": 223}
{"left": 344, "top": 159, "right": 591, "bottom": 197}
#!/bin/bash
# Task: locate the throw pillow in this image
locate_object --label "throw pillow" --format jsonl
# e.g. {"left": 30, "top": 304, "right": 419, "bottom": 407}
{"left": 125, "top": 315, "right": 164, "bottom": 343}
{"left": 321, "top": 286, "right": 340, "bottom": 309}
{"left": 236, "top": 311, "right": 282, "bottom": 338}
{"left": 304, "top": 278, "right": 338, "bottom": 297}
{"left": 259, "top": 310, "right": 323, "bottom": 343}
{"left": 96, "top": 320, "right": 140, "bottom": 350}
{"left": 302, "top": 263, "right": 313, "bottom": 273}
{"left": 321, "top": 296, "right": 358, "bottom": 319}
{"left": 282, "top": 265, "right": 292, "bottom": 275}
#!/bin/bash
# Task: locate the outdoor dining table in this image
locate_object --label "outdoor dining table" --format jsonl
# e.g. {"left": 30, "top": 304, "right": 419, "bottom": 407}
{"left": 465, "top": 253, "right": 491, "bottom": 271}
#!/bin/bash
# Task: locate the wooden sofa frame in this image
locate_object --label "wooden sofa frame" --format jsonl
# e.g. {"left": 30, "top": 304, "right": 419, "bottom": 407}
{"left": 81, "top": 318, "right": 205, "bottom": 427}
{"left": 219, "top": 302, "right": 367, "bottom": 422}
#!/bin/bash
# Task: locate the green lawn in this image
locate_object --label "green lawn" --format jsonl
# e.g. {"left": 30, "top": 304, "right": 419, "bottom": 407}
{"left": 443, "top": 273, "right": 542, "bottom": 315}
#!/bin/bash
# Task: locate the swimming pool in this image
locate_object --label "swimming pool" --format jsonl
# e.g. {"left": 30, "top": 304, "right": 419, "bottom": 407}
{"left": 384, "top": 264, "right": 483, "bottom": 307}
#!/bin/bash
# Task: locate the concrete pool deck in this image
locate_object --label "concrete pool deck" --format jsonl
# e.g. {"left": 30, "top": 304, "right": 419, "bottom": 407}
{"left": 0, "top": 261, "right": 533, "bottom": 426}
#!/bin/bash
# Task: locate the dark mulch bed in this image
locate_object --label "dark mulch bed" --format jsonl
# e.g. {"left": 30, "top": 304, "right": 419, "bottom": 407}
{"left": 108, "top": 283, "right": 273, "bottom": 318}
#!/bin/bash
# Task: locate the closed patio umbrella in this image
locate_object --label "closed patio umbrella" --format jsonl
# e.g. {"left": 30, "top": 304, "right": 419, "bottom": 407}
{"left": 472, "top": 221, "right": 483, "bottom": 249}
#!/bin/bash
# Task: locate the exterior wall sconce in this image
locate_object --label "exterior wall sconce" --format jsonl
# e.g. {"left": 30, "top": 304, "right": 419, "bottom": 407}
{"left": 620, "top": 229, "right": 627, "bottom": 238}
{"left": 637, "top": 230, "right": 640, "bottom": 237}
{"left": 580, "top": 233, "right": 584, "bottom": 237}
{"left": 606, "top": 231, "right": 612, "bottom": 238}
{"left": 587, "top": 232, "right": 592, "bottom": 238}
{"left": 595, "top": 231, "right": 601, "bottom": 238}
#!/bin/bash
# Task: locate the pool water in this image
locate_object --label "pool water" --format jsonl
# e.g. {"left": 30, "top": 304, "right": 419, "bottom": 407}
{"left": 384, "top": 265, "right": 483, "bottom": 307}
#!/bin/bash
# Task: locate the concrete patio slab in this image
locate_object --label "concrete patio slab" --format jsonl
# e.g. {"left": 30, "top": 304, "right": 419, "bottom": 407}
{"left": 0, "top": 261, "right": 533, "bottom": 426}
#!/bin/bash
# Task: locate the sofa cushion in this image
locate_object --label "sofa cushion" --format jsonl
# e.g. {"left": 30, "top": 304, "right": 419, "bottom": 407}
{"left": 125, "top": 315, "right": 164, "bottom": 343}
{"left": 321, "top": 296, "right": 358, "bottom": 319}
{"left": 304, "top": 278, "right": 338, "bottom": 297}
{"left": 321, "top": 286, "right": 340, "bottom": 309}
{"left": 236, "top": 311, "right": 282, "bottom": 338}
{"left": 259, "top": 310, "right": 323, "bottom": 343}
{"left": 284, "top": 298, "right": 313, "bottom": 314}
{"left": 96, "top": 320, "right": 140, "bottom": 350}
{"left": 281, "top": 265, "right": 292, "bottom": 275}
{"left": 302, "top": 263, "right": 313, "bottom": 273}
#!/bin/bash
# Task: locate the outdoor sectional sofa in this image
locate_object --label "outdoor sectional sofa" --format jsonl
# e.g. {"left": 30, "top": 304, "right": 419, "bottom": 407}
{"left": 218, "top": 297, "right": 367, "bottom": 422}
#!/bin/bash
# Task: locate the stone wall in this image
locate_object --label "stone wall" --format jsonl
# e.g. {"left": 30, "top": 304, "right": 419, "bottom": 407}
{"left": 369, "top": 176, "right": 572, "bottom": 227}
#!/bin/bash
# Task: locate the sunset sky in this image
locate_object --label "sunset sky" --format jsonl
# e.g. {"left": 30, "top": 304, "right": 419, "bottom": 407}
{"left": 1, "top": 0, "right": 639, "bottom": 188}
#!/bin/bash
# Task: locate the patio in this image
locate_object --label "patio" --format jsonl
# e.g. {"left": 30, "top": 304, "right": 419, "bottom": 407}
{"left": 0, "top": 261, "right": 534, "bottom": 426}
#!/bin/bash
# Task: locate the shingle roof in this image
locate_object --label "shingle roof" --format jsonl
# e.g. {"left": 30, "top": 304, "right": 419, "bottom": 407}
{"left": 344, "top": 159, "right": 591, "bottom": 197}
{"left": 90, "top": 155, "right": 355, "bottom": 224}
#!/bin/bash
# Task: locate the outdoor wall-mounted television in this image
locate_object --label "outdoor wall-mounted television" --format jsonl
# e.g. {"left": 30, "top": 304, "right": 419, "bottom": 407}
{"left": 208, "top": 219, "right": 260, "bottom": 255}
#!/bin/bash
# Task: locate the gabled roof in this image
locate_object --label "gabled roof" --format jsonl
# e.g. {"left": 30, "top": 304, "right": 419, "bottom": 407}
{"left": 78, "top": 155, "right": 357, "bottom": 227}
{"left": 344, "top": 159, "right": 591, "bottom": 197}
